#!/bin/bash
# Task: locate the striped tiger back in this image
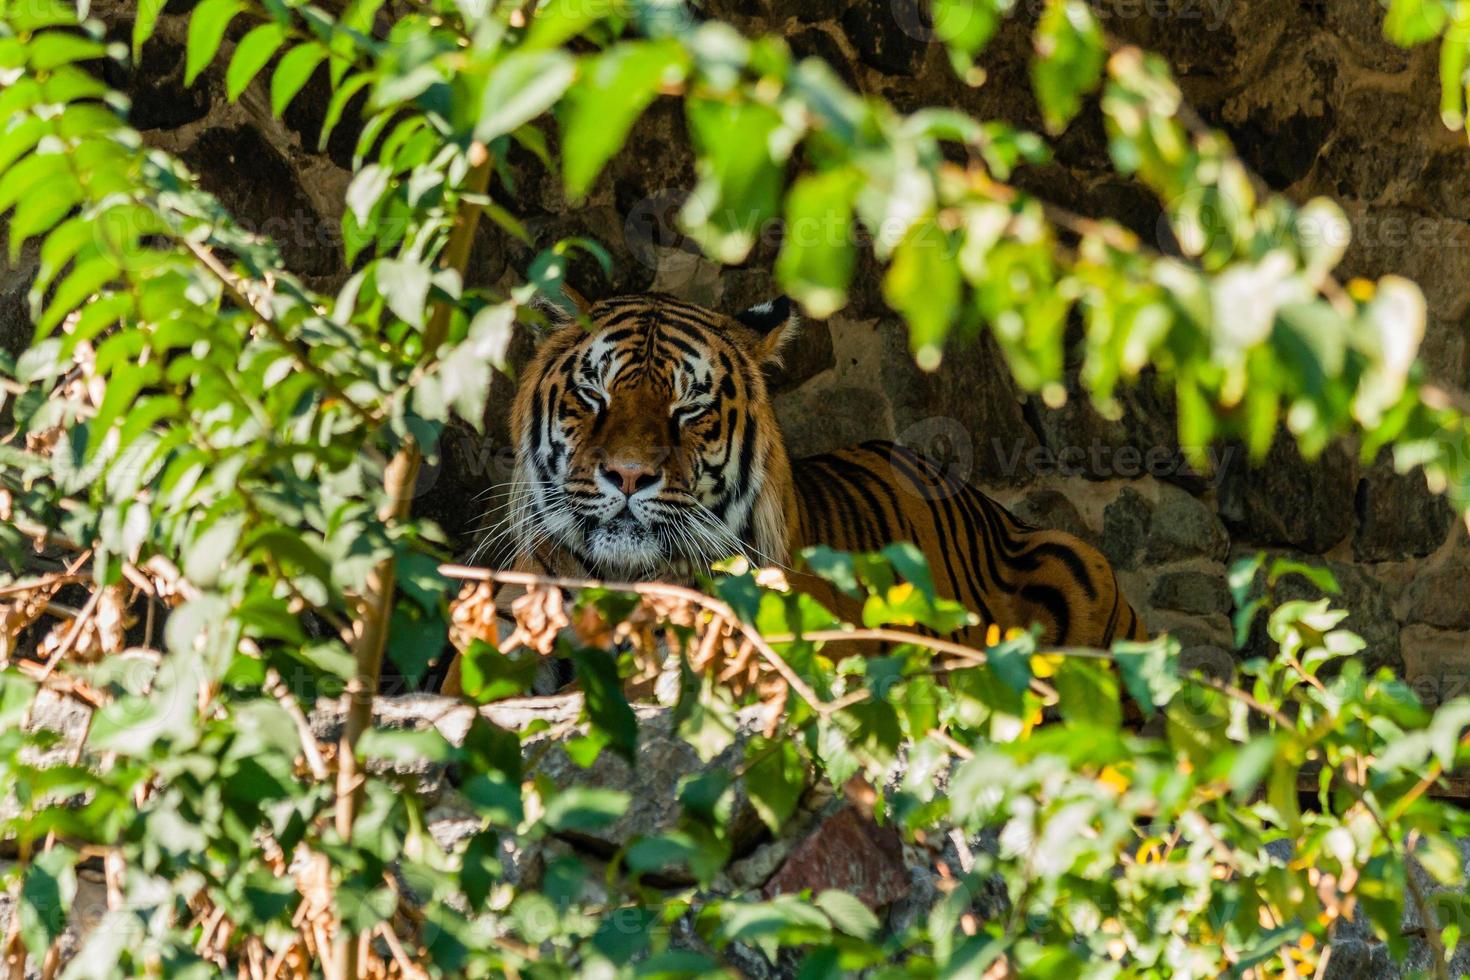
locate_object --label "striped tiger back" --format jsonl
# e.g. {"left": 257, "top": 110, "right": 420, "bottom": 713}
{"left": 792, "top": 441, "right": 1146, "bottom": 647}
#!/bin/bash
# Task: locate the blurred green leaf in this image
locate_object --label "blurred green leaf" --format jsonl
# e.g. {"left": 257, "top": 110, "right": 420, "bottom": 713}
{"left": 562, "top": 41, "right": 686, "bottom": 197}
{"left": 270, "top": 43, "right": 327, "bottom": 117}
{"left": 476, "top": 49, "right": 576, "bottom": 143}
{"left": 185, "top": 0, "right": 244, "bottom": 86}
{"left": 1031, "top": 0, "right": 1104, "bottom": 133}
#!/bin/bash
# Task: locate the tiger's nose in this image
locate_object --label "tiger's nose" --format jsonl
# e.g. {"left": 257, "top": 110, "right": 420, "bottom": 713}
{"left": 601, "top": 461, "right": 658, "bottom": 496}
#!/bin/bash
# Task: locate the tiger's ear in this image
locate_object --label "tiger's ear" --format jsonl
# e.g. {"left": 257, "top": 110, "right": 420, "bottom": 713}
{"left": 735, "top": 296, "right": 799, "bottom": 365}
{"left": 530, "top": 282, "right": 592, "bottom": 335}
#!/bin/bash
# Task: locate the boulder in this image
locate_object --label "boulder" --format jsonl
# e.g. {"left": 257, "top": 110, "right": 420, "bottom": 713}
{"left": 525, "top": 703, "right": 771, "bottom": 858}
{"left": 1151, "top": 569, "right": 1232, "bottom": 617}
{"left": 1145, "top": 484, "right": 1230, "bottom": 565}
{"left": 1099, "top": 486, "right": 1152, "bottom": 572}
{"left": 1218, "top": 436, "right": 1356, "bottom": 554}
{"left": 1011, "top": 488, "right": 1094, "bottom": 542}
{"left": 1354, "top": 455, "right": 1455, "bottom": 563}
{"left": 1402, "top": 542, "right": 1470, "bottom": 632}
{"left": 763, "top": 805, "right": 911, "bottom": 910}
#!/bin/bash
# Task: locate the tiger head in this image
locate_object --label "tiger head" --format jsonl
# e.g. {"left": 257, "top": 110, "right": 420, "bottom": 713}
{"left": 500, "top": 293, "right": 801, "bottom": 582}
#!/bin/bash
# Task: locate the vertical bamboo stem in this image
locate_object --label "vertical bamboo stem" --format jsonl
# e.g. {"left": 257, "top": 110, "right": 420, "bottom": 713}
{"left": 330, "top": 147, "right": 494, "bottom": 979}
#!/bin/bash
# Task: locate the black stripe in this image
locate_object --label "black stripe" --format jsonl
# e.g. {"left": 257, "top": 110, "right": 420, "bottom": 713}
{"left": 851, "top": 445, "right": 997, "bottom": 625}
{"left": 808, "top": 455, "right": 897, "bottom": 550}
{"left": 1101, "top": 581, "right": 1122, "bottom": 647}
{"left": 1018, "top": 583, "right": 1070, "bottom": 644}
{"left": 1009, "top": 542, "right": 1098, "bottom": 601}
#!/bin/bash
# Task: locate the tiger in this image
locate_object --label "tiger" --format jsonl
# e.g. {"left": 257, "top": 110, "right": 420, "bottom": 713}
{"left": 448, "top": 292, "right": 1145, "bottom": 691}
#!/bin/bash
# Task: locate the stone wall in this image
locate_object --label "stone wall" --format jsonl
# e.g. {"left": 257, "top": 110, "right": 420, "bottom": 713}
{"left": 4, "top": 0, "right": 1468, "bottom": 694}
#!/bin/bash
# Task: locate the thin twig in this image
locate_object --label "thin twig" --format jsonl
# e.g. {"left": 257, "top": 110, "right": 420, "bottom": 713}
{"left": 439, "top": 564, "right": 835, "bottom": 717}
{"left": 182, "top": 238, "right": 377, "bottom": 427}
{"left": 0, "top": 573, "right": 84, "bottom": 598}
{"left": 36, "top": 584, "right": 102, "bottom": 680}
{"left": 332, "top": 149, "right": 496, "bottom": 980}
{"left": 376, "top": 923, "right": 423, "bottom": 979}
{"left": 266, "top": 668, "right": 329, "bottom": 781}
{"left": 1186, "top": 671, "right": 1295, "bottom": 730}
{"left": 1388, "top": 728, "right": 1470, "bottom": 821}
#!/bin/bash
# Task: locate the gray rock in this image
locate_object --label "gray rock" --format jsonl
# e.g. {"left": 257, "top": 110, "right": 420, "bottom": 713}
{"left": 1, "top": 690, "right": 94, "bottom": 856}
{"left": 1150, "top": 569, "right": 1232, "bottom": 617}
{"left": 1322, "top": 938, "right": 1400, "bottom": 980}
{"left": 1011, "top": 489, "right": 1093, "bottom": 541}
{"left": 879, "top": 326, "right": 1039, "bottom": 487}
{"left": 764, "top": 314, "right": 836, "bottom": 393}
{"left": 775, "top": 384, "right": 890, "bottom": 460}
{"left": 1218, "top": 436, "right": 1356, "bottom": 555}
{"left": 1022, "top": 373, "right": 1191, "bottom": 488}
{"left": 839, "top": 1, "right": 928, "bottom": 75}
{"left": 1403, "top": 544, "right": 1470, "bottom": 632}
{"left": 1354, "top": 454, "right": 1455, "bottom": 562}
{"left": 1145, "top": 484, "right": 1230, "bottom": 564}
{"left": 526, "top": 703, "right": 772, "bottom": 860}
{"left": 1099, "top": 487, "right": 1152, "bottom": 572}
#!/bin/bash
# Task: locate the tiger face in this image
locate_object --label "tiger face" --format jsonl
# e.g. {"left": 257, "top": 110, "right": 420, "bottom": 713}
{"left": 501, "top": 293, "right": 800, "bottom": 582}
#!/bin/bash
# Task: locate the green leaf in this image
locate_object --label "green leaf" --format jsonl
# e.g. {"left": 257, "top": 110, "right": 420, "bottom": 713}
{"left": 270, "top": 42, "right": 327, "bottom": 116}
{"left": 676, "top": 672, "right": 739, "bottom": 763}
{"left": 1227, "top": 553, "right": 1267, "bottom": 607}
{"left": 682, "top": 98, "right": 786, "bottom": 264}
{"left": 88, "top": 360, "right": 155, "bottom": 461}
{"left": 562, "top": 41, "right": 686, "bottom": 197}
{"left": 933, "top": 0, "right": 1003, "bottom": 59}
{"left": 0, "top": 152, "right": 63, "bottom": 218}
{"left": 776, "top": 167, "right": 861, "bottom": 319}
{"left": 882, "top": 216, "right": 960, "bottom": 370}
{"left": 185, "top": 0, "right": 244, "bottom": 87}
{"left": 1442, "top": 12, "right": 1470, "bottom": 128}
{"left": 716, "top": 572, "right": 762, "bottom": 623}
{"left": 1053, "top": 658, "right": 1121, "bottom": 729}
{"left": 986, "top": 633, "right": 1033, "bottom": 693}
{"left": 8, "top": 175, "right": 81, "bottom": 259}
{"left": 459, "top": 640, "right": 540, "bottom": 703}
{"left": 814, "top": 890, "right": 880, "bottom": 941}
{"left": 570, "top": 646, "right": 639, "bottom": 763}
{"left": 1227, "top": 735, "right": 1279, "bottom": 799}
{"left": 801, "top": 545, "right": 861, "bottom": 598}
{"left": 744, "top": 738, "right": 805, "bottom": 833}
{"left": 358, "top": 727, "right": 455, "bottom": 764}
{"left": 27, "top": 32, "right": 106, "bottom": 71}
{"left": 428, "top": 303, "right": 516, "bottom": 426}
{"left": 376, "top": 258, "right": 430, "bottom": 329}
{"left": 1417, "top": 832, "right": 1465, "bottom": 887}
{"left": 624, "top": 835, "right": 696, "bottom": 876}
{"left": 39, "top": 254, "right": 121, "bottom": 335}
{"left": 319, "top": 72, "right": 373, "bottom": 150}
{"left": 541, "top": 787, "right": 630, "bottom": 833}
{"left": 1031, "top": 0, "right": 1105, "bottom": 134}
{"left": 1267, "top": 557, "right": 1339, "bottom": 594}
{"left": 475, "top": 49, "right": 576, "bottom": 143}
{"left": 227, "top": 23, "right": 289, "bottom": 101}
{"left": 183, "top": 514, "right": 244, "bottom": 588}
{"left": 20, "top": 847, "right": 76, "bottom": 957}
{"left": 1113, "top": 636, "right": 1182, "bottom": 716}
{"left": 521, "top": 0, "right": 612, "bottom": 51}
{"left": 133, "top": 0, "right": 168, "bottom": 59}
{"left": 345, "top": 163, "right": 390, "bottom": 227}
{"left": 1385, "top": 0, "right": 1449, "bottom": 46}
{"left": 880, "top": 541, "right": 938, "bottom": 602}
